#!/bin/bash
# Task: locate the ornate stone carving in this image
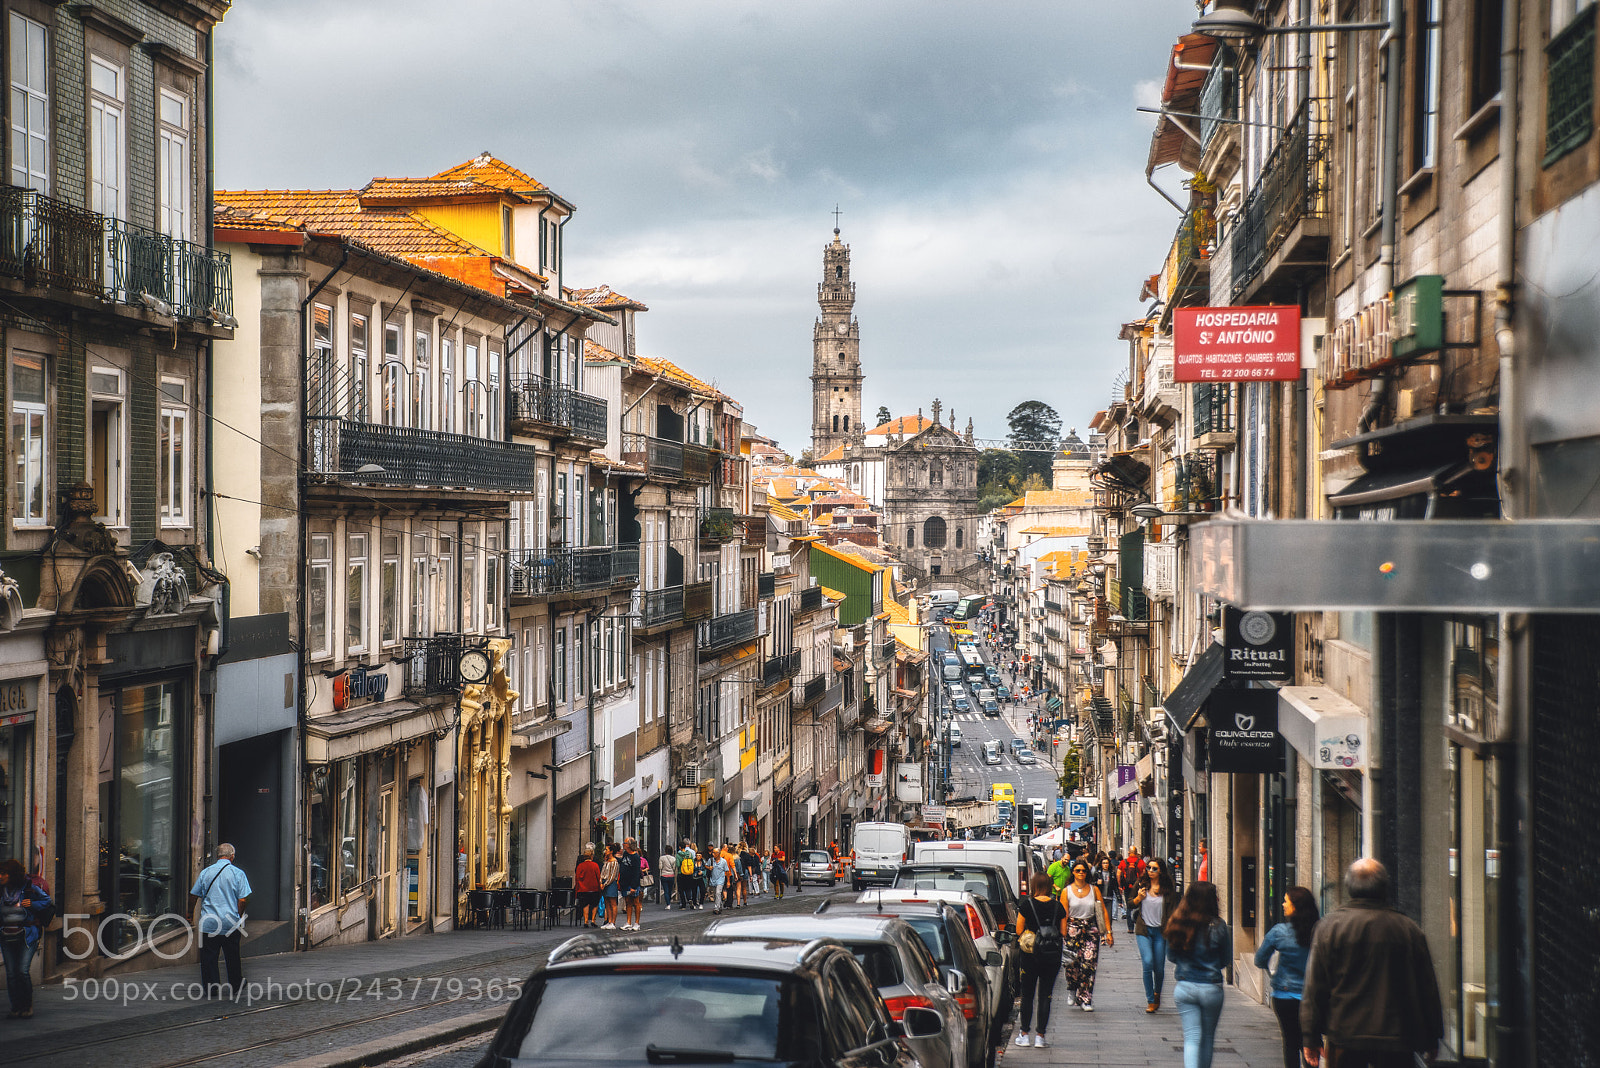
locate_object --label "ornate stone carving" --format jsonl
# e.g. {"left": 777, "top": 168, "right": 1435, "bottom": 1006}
{"left": 55, "top": 481, "right": 118, "bottom": 555}
{"left": 0, "top": 568, "right": 21, "bottom": 632}
{"left": 145, "top": 553, "right": 190, "bottom": 615}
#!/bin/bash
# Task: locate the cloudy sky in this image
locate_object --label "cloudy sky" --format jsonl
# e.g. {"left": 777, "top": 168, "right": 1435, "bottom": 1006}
{"left": 216, "top": 1, "right": 1189, "bottom": 454}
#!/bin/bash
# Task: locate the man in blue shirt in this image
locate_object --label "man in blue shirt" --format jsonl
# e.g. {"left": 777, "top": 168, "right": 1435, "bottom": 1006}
{"left": 188, "top": 844, "right": 252, "bottom": 999}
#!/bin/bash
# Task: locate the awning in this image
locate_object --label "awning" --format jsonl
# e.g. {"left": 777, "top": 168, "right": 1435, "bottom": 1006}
{"left": 1070, "top": 820, "right": 1094, "bottom": 831}
{"left": 1277, "top": 686, "right": 1369, "bottom": 769}
{"left": 1046, "top": 696, "right": 1063, "bottom": 712}
{"left": 1163, "top": 642, "right": 1225, "bottom": 729}
{"left": 1328, "top": 462, "right": 1497, "bottom": 520}
{"left": 305, "top": 699, "right": 444, "bottom": 763}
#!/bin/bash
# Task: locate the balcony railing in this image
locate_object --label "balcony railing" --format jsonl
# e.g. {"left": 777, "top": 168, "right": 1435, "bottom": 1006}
{"left": 402, "top": 633, "right": 485, "bottom": 697}
{"left": 640, "top": 585, "right": 685, "bottom": 629}
{"left": 701, "top": 607, "right": 758, "bottom": 654}
{"left": 1175, "top": 203, "right": 1214, "bottom": 281}
{"left": 510, "top": 546, "right": 638, "bottom": 597}
{"left": 699, "top": 506, "right": 737, "bottom": 543}
{"left": 1230, "top": 100, "right": 1330, "bottom": 300}
{"left": 1192, "top": 382, "right": 1235, "bottom": 442}
{"left": 799, "top": 674, "right": 827, "bottom": 705}
{"left": 797, "top": 585, "right": 824, "bottom": 614}
{"left": 622, "top": 432, "right": 684, "bottom": 479}
{"left": 744, "top": 516, "right": 768, "bottom": 547}
{"left": 507, "top": 375, "right": 608, "bottom": 445}
{"left": 758, "top": 572, "right": 775, "bottom": 600}
{"left": 1044, "top": 599, "right": 1064, "bottom": 613}
{"left": 0, "top": 187, "right": 233, "bottom": 320}
{"left": 308, "top": 418, "right": 540, "bottom": 492}
{"left": 1198, "top": 47, "right": 1234, "bottom": 149}
{"left": 1546, "top": 6, "right": 1597, "bottom": 165}
{"left": 684, "top": 580, "right": 713, "bottom": 622}
{"left": 683, "top": 443, "right": 716, "bottom": 483}
{"left": 1044, "top": 625, "right": 1062, "bottom": 641}
{"left": 763, "top": 650, "right": 801, "bottom": 687}
{"left": 1173, "top": 452, "right": 1220, "bottom": 513}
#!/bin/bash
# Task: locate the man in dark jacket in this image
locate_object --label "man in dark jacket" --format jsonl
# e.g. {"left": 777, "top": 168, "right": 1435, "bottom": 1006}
{"left": 1302, "top": 859, "right": 1444, "bottom": 1068}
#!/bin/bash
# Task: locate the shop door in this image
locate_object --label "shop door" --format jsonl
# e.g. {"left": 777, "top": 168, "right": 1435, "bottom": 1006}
{"left": 406, "top": 777, "right": 426, "bottom": 927}
{"left": 217, "top": 732, "right": 283, "bottom": 919}
{"left": 377, "top": 785, "right": 395, "bottom": 935}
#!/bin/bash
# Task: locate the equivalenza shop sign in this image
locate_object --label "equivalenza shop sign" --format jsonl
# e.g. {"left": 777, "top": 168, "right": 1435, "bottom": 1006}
{"left": 1206, "top": 690, "right": 1284, "bottom": 775}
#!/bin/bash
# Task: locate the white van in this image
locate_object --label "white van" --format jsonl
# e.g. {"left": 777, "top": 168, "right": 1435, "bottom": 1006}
{"left": 928, "top": 589, "right": 959, "bottom": 608}
{"left": 850, "top": 821, "right": 910, "bottom": 890}
{"left": 912, "top": 839, "right": 1029, "bottom": 898}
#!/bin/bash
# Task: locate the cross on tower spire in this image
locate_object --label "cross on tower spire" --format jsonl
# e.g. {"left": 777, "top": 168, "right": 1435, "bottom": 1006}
{"left": 832, "top": 204, "right": 843, "bottom": 232}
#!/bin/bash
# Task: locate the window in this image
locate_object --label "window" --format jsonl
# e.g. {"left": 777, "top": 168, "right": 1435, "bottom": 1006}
{"left": 488, "top": 349, "right": 502, "bottom": 439}
{"left": 555, "top": 628, "right": 567, "bottom": 705}
{"left": 310, "top": 303, "right": 334, "bottom": 416}
{"left": 383, "top": 324, "right": 404, "bottom": 426}
{"left": 347, "top": 533, "right": 369, "bottom": 655}
{"left": 843, "top": 415, "right": 849, "bottom": 431}
{"left": 309, "top": 534, "right": 332, "bottom": 658}
{"left": 158, "top": 378, "right": 190, "bottom": 526}
{"left": 409, "top": 548, "right": 429, "bottom": 637}
{"left": 955, "top": 527, "right": 964, "bottom": 549}
{"left": 9, "top": 14, "right": 48, "bottom": 192}
{"left": 89, "top": 57, "right": 124, "bottom": 218}
{"left": 485, "top": 534, "right": 500, "bottom": 631}
{"left": 10, "top": 353, "right": 46, "bottom": 525}
{"left": 90, "top": 367, "right": 125, "bottom": 526}
{"left": 929, "top": 458, "right": 943, "bottom": 485}
{"left": 381, "top": 534, "right": 400, "bottom": 647}
{"left": 591, "top": 619, "right": 601, "bottom": 693}
{"left": 501, "top": 206, "right": 513, "bottom": 257}
{"left": 1468, "top": 0, "right": 1504, "bottom": 115}
{"left": 439, "top": 335, "right": 455, "bottom": 433}
{"left": 537, "top": 625, "right": 548, "bottom": 707}
{"left": 1411, "top": 0, "right": 1442, "bottom": 170}
{"left": 923, "top": 515, "right": 947, "bottom": 548}
{"left": 412, "top": 330, "right": 431, "bottom": 430}
{"left": 832, "top": 415, "right": 839, "bottom": 433}
{"left": 464, "top": 341, "right": 480, "bottom": 437}
{"left": 157, "top": 90, "right": 190, "bottom": 239}
{"left": 463, "top": 537, "right": 479, "bottom": 634}
{"left": 906, "top": 525, "right": 915, "bottom": 548}
{"left": 435, "top": 534, "right": 453, "bottom": 634}
{"left": 349, "top": 312, "right": 369, "bottom": 421}
{"left": 1545, "top": 0, "right": 1597, "bottom": 165}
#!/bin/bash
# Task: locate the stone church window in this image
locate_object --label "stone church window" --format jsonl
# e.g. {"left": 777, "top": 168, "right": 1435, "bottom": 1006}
{"left": 852, "top": 464, "right": 860, "bottom": 482}
{"left": 955, "top": 527, "right": 964, "bottom": 548}
{"left": 929, "top": 459, "right": 943, "bottom": 486}
{"left": 836, "top": 266, "right": 843, "bottom": 279}
{"left": 838, "top": 351, "right": 845, "bottom": 361}
{"left": 833, "top": 415, "right": 839, "bottom": 432}
{"left": 924, "top": 516, "right": 947, "bottom": 548}
{"left": 843, "top": 415, "right": 850, "bottom": 431}
{"left": 907, "top": 525, "right": 915, "bottom": 547}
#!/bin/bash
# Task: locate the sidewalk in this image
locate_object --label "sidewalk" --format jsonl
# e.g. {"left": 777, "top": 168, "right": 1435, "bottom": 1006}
{"left": 1001, "top": 930, "right": 1289, "bottom": 1067}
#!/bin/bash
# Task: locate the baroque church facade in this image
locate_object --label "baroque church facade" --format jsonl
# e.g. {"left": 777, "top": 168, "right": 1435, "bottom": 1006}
{"left": 808, "top": 229, "right": 983, "bottom": 590}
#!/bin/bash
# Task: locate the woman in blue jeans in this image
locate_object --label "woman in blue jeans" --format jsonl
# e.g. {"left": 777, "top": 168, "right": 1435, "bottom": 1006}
{"left": 1254, "top": 886, "right": 1320, "bottom": 1068}
{"left": 1165, "top": 881, "right": 1232, "bottom": 1068}
{"left": 1132, "top": 857, "right": 1177, "bottom": 1012}
{"left": 0, "top": 860, "right": 50, "bottom": 1019}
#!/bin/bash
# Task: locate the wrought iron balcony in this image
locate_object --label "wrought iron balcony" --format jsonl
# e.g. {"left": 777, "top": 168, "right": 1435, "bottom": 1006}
{"left": 1230, "top": 100, "right": 1331, "bottom": 301}
{"left": 743, "top": 516, "right": 768, "bottom": 546}
{"left": 1175, "top": 203, "right": 1214, "bottom": 284}
{"left": 1546, "top": 6, "right": 1596, "bottom": 165}
{"left": 684, "top": 580, "right": 714, "bottom": 622}
{"left": 1192, "top": 382, "right": 1236, "bottom": 448}
{"left": 798, "top": 674, "right": 827, "bottom": 705}
{"left": 507, "top": 375, "right": 608, "bottom": 445}
{"left": 879, "top": 638, "right": 897, "bottom": 661}
{"left": 0, "top": 187, "right": 233, "bottom": 321}
{"left": 622, "top": 432, "right": 684, "bottom": 479}
{"left": 402, "top": 633, "right": 485, "bottom": 697}
{"left": 1198, "top": 47, "right": 1235, "bottom": 150}
{"left": 1044, "top": 599, "right": 1064, "bottom": 613}
{"left": 640, "top": 584, "right": 685, "bottom": 629}
{"left": 797, "top": 585, "right": 825, "bottom": 614}
{"left": 307, "top": 417, "right": 540, "bottom": 493}
{"left": 701, "top": 607, "right": 758, "bottom": 654}
{"left": 510, "top": 546, "right": 638, "bottom": 598}
{"left": 1044, "top": 625, "right": 1062, "bottom": 641}
{"left": 683, "top": 443, "right": 717, "bottom": 483}
{"left": 699, "top": 506, "right": 737, "bottom": 543}
{"left": 763, "top": 650, "right": 801, "bottom": 687}
{"left": 1044, "top": 650, "right": 1062, "bottom": 667}
{"left": 758, "top": 572, "right": 775, "bottom": 600}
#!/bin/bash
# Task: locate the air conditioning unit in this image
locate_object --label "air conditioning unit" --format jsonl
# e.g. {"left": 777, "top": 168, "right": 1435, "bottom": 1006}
{"left": 680, "top": 767, "right": 701, "bottom": 787}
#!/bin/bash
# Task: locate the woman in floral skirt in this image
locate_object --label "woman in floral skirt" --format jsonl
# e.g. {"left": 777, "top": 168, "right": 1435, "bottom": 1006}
{"left": 1058, "top": 857, "right": 1114, "bottom": 1009}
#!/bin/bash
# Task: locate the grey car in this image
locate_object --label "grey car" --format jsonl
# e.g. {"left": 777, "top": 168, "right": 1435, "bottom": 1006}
{"left": 706, "top": 914, "right": 969, "bottom": 1068}
{"left": 797, "top": 848, "right": 836, "bottom": 886}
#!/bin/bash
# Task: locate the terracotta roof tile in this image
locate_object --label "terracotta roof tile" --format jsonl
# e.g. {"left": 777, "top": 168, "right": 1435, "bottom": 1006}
{"left": 429, "top": 153, "right": 550, "bottom": 196}
{"left": 867, "top": 414, "right": 934, "bottom": 436}
{"left": 214, "top": 190, "right": 490, "bottom": 259}
{"left": 634, "top": 355, "right": 723, "bottom": 398}
{"left": 359, "top": 177, "right": 513, "bottom": 205}
{"left": 565, "top": 284, "right": 649, "bottom": 312}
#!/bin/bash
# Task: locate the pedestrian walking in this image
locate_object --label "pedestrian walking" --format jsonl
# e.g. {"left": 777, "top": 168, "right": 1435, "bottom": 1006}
{"left": 1167, "top": 881, "right": 1232, "bottom": 1068}
{"left": 658, "top": 847, "right": 676, "bottom": 909}
{"left": 674, "top": 841, "right": 697, "bottom": 909}
{"left": 691, "top": 850, "right": 709, "bottom": 909}
{"left": 617, "top": 837, "right": 645, "bottom": 931}
{"left": 186, "top": 844, "right": 250, "bottom": 1001}
{"left": 1118, "top": 847, "right": 1146, "bottom": 935}
{"left": 0, "top": 860, "right": 51, "bottom": 1018}
{"left": 574, "top": 844, "right": 602, "bottom": 927}
{"left": 1256, "top": 886, "right": 1319, "bottom": 1068}
{"left": 1132, "top": 857, "right": 1177, "bottom": 1013}
{"left": 770, "top": 846, "right": 787, "bottom": 900}
{"left": 1013, "top": 871, "right": 1068, "bottom": 1048}
{"left": 1091, "top": 854, "right": 1118, "bottom": 914}
{"left": 599, "top": 844, "right": 620, "bottom": 929}
{"left": 1047, "top": 852, "right": 1070, "bottom": 893}
{"left": 709, "top": 850, "right": 730, "bottom": 914}
{"left": 1301, "top": 860, "right": 1443, "bottom": 1068}
{"left": 1058, "top": 857, "right": 1112, "bottom": 1010}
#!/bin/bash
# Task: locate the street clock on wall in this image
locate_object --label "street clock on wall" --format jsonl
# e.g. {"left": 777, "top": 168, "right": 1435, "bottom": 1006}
{"left": 458, "top": 648, "right": 491, "bottom": 686}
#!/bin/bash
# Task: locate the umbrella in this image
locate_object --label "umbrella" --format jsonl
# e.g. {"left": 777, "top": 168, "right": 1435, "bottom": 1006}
{"left": 1030, "top": 826, "right": 1068, "bottom": 848}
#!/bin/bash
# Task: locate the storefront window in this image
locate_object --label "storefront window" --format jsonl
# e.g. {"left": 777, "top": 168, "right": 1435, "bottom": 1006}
{"left": 100, "top": 680, "right": 183, "bottom": 950}
{"left": 338, "top": 759, "right": 359, "bottom": 894}
{"left": 307, "top": 758, "right": 360, "bottom": 911}
{"left": 0, "top": 721, "right": 34, "bottom": 864}
{"left": 308, "top": 765, "right": 334, "bottom": 909}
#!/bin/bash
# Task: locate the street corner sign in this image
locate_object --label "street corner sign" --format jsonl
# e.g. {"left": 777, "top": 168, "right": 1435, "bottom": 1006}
{"left": 1174, "top": 305, "right": 1302, "bottom": 382}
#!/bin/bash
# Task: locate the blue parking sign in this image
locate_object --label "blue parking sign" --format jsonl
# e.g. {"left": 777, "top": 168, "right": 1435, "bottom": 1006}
{"left": 1067, "top": 799, "right": 1091, "bottom": 821}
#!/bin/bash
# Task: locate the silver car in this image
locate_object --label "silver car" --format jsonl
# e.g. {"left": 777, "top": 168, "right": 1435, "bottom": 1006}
{"left": 797, "top": 847, "right": 836, "bottom": 886}
{"left": 706, "top": 914, "right": 969, "bottom": 1068}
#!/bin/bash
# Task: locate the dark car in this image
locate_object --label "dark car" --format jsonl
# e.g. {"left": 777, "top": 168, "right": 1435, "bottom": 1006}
{"left": 824, "top": 899, "right": 1001, "bottom": 1068}
{"left": 891, "top": 861, "right": 1021, "bottom": 930}
{"left": 474, "top": 934, "right": 942, "bottom": 1068}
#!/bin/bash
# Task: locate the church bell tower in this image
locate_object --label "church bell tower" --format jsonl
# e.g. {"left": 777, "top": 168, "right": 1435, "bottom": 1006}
{"left": 810, "top": 225, "right": 862, "bottom": 458}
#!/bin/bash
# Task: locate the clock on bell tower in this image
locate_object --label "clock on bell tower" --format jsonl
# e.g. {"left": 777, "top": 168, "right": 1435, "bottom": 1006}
{"left": 810, "top": 224, "right": 863, "bottom": 458}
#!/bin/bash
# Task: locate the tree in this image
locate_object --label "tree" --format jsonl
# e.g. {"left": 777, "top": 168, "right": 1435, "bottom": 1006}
{"left": 875, "top": 405, "right": 892, "bottom": 427}
{"left": 977, "top": 448, "right": 1024, "bottom": 511}
{"left": 1058, "top": 746, "right": 1082, "bottom": 797}
{"left": 1007, "top": 401, "right": 1063, "bottom": 487}
{"left": 798, "top": 448, "right": 815, "bottom": 468}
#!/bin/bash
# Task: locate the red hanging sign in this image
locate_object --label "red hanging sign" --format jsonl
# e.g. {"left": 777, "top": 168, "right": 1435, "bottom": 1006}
{"left": 1174, "top": 305, "right": 1302, "bottom": 382}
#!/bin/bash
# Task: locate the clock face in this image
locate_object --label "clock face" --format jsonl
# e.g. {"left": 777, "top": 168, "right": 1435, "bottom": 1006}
{"left": 835, "top": 323, "right": 848, "bottom": 336}
{"left": 458, "top": 649, "right": 492, "bottom": 685}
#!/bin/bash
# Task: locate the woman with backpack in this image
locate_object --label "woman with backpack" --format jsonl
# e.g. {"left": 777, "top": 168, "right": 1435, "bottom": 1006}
{"left": 1058, "top": 857, "right": 1113, "bottom": 1010}
{"left": 1166, "top": 881, "right": 1233, "bottom": 1068}
{"left": 1013, "top": 871, "right": 1068, "bottom": 1049}
{"left": 1254, "top": 886, "right": 1320, "bottom": 1068}
{"left": 0, "top": 860, "right": 51, "bottom": 1018}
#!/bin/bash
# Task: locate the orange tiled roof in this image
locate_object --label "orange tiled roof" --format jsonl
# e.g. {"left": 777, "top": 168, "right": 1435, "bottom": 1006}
{"left": 359, "top": 177, "right": 514, "bottom": 205}
{"left": 566, "top": 285, "right": 649, "bottom": 312}
{"left": 583, "top": 340, "right": 624, "bottom": 363}
{"left": 215, "top": 190, "right": 489, "bottom": 259}
{"left": 814, "top": 444, "right": 848, "bottom": 463}
{"left": 1019, "top": 489, "right": 1094, "bottom": 508}
{"left": 867, "top": 414, "right": 934, "bottom": 436}
{"left": 882, "top": 600, "right": 911, "bottom": 625}
{"left": 430, "top": 153, "right": 549, "bottom": 196}
{"left": 769, "top": 502, "right": 806, "bottom": 523}
{"left": 634, "top": 355, "right": 722, "bottom": 398}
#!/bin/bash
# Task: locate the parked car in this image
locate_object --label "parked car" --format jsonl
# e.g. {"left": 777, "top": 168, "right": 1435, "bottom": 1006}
{"left": 798, "top": 848, "right": 837, "bottom": 886}
{"left": 912, "top": 839, "right": 1029, "bottom": 900}
{"left": 825, "top": 899, "right": 998, "bottom": 1068}
{"left": 981, "top": 741, "right": 1001, "bottom": 765}
{"left": 947, "top": 725, "right": 962, "bottom": 748}
{"left": 476, "top": 934, "right": 940, "bottom": 1068}
{"left": 707, "top": 914, "right": 969, "bottom": 1068}
{"left": 859, "top": 890, "right": 1016, "bottom": 1056}
{"left": 892, "top": 861, "right": 1022, "bottom": 929}
{"left": 1014, "top": 748, "right": 1037, "bottom": 766}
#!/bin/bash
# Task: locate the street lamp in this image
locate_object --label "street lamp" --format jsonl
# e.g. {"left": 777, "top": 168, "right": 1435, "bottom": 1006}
{"left": 1130, "top": 500, "right": 1165, "bottom": 522}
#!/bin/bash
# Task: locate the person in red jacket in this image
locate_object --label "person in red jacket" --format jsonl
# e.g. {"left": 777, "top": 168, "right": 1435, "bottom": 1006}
{"left": 574, "top": 844, "right": 602, "bottom": 928}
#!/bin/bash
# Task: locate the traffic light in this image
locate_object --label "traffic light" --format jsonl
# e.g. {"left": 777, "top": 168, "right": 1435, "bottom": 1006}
{"left": 1016, "top": 803, "right": 1035, "bottom": 837}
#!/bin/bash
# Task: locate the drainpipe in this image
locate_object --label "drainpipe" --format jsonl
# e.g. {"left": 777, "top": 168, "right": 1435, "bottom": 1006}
{"left": 1494, "top": 5, "right": 1527, "bottom": 1066}
{"left": 202, "top": 21, "right": 220, "bottom": 871}
{"left": 1377, "top": 0, "right": 1403, "bottom": 294}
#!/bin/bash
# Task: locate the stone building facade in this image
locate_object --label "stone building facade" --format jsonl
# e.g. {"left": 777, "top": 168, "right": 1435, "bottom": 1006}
{"left": 809, "top": 228, "right": 861, "bottom": 458}
{"left": 882, "top": 406, "right": 982, "bottom": 588}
